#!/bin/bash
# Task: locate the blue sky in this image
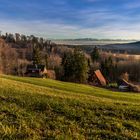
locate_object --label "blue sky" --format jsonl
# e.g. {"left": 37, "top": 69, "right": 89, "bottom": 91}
{"left": 0, "top": 0, "right": 140, "bottom": 39}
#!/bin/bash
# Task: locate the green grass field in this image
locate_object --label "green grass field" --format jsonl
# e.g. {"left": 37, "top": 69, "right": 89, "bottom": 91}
{"left": 0, "top": 75, "right": 140, "bottom": 140}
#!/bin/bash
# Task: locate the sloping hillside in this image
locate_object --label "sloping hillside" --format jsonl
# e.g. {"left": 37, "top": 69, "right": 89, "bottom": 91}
{"left": 101, "top": 41, "right": 140, "bottom": 54}
{"left": 0, "top": 75, "right": 140, "bottom": 139}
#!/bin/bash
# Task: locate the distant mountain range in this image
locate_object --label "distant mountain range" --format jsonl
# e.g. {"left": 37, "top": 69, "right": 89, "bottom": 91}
{"left": 53, "top": 39, "right": 136, "bottom": 46}
{"left": 53, "top": 38, "right": 138, "bottom": 42}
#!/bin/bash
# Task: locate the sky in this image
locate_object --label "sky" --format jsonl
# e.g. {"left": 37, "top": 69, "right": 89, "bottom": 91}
{"left": 0, "top": 0, "right": 140, "bottom": 39}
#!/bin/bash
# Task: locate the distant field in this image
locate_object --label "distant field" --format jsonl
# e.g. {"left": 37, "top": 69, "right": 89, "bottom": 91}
{"left": 103, "top": 52, "right": 140, "bottom": 60}
{"left": 0, "top": 75, "right": 140, "bottom": 139}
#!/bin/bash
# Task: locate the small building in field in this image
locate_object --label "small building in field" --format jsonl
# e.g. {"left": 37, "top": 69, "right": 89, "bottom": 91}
{"left": 117, "top": 78, "right": 140, "bottom": 92}
{"left": 25, "top": 64, "right": 47, "bottom": 78}
{"left": 88, "top": 69, "right": 107, "bottom": 86}
{"left": 117, "top": 79, "right": 130, "bottom": 91}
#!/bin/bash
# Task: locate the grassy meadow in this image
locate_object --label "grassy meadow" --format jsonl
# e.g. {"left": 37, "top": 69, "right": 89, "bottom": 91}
{"left": 0, "top": 75, "right": 140, "bottom": 139}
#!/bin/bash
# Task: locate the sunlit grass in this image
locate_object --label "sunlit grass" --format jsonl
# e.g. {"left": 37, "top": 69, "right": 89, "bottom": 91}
{"left": 0, "top": 75, "right": 140, "bottom": 139}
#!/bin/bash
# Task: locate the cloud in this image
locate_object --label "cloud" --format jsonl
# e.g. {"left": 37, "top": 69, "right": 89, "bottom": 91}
{"left": 0, "top": 18, "right": 140, "bottom": 40}
{"left": 0, "top": 0, "right": 140, "bottom": 39}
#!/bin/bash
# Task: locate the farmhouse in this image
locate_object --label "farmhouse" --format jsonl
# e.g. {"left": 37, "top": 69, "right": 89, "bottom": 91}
{"left": 25, "top": 64, "right": 47, "bottom": 78}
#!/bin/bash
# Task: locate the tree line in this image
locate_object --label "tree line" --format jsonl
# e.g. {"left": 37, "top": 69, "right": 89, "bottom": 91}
{"left": 0, "top": 32, "right": 140, "bottom": 83}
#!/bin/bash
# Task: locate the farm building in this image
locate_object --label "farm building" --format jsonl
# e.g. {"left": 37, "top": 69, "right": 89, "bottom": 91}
{"left": 117, "top": 79, "right": 130, "bottom": 91}
{"left": 25, "top": 64, "right": 47, "bottom": 78}
{"left": 117, "top": 78, "right": 140, "bottom": 92}
{"left": 88, "top": 69, "right": 107, "bottom": 86}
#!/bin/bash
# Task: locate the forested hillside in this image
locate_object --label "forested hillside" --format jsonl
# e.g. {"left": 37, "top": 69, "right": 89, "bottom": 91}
{"left": 0, "top": 33, "right": 140, "bottom": 83}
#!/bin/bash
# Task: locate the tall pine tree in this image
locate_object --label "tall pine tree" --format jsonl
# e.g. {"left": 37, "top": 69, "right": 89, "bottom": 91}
{"left": 62, "top": 48, "right": 89, "bottom": 83}
{"left": 32, "top": 45, "right": 42, "bottom": 65}
{"left": 91, "top": 46, "right": 100, "bottom": 63}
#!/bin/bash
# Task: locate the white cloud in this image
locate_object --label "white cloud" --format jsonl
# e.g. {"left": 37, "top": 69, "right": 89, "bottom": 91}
{"left": 0, "top": 18, "right": 140, "bottom": 40}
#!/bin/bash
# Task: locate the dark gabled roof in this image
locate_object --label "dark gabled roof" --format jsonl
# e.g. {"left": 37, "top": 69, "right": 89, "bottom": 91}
{"left": 27, "top": 64, "right": 46, "bottom": 71}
